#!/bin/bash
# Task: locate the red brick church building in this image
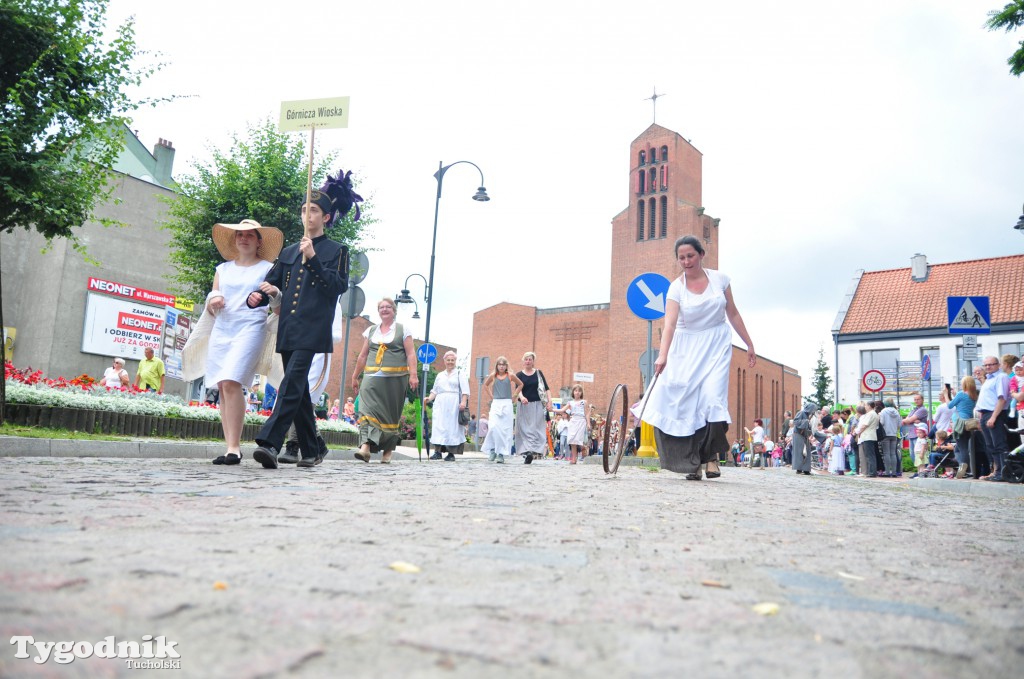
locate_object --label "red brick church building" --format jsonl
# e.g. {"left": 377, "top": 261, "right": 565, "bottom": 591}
{"left": 470, "top": 123, "right": 802, "bottom": 438}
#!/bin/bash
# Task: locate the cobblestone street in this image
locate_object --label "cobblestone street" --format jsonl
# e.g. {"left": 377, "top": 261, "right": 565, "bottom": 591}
{"left": 1, "top": 453, "right": 1021, "bottom": 678}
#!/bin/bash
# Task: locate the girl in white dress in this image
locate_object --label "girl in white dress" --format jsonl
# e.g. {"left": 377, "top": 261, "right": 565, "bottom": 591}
{"left": 481, "top": 357, "right": 523, "bottom": 463}
{"left": 638, "top": 236, "right": 756, "bottom": 480}
{"left": 563, "top": 384, "right": 590, "bottom": 464}
{"left": 205, "top": 220, "right": 283, "bottom": 465}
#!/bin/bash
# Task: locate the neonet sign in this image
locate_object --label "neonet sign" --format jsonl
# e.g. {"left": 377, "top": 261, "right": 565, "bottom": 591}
{"left": 87, "top": 277, "right": 192, "bottom": 311}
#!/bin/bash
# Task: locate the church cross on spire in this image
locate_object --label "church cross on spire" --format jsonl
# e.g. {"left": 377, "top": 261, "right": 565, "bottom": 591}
{"left": 645, "top": 87, "right": 666, "bottom": 124}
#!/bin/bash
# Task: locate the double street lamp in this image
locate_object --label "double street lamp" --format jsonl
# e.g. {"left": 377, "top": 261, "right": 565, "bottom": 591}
{"left": 395, "top": 273, "right": 428, "bottom": 320}
{"left": 419, "top": 161, "right": 489, "bottom": 451}
{"left": 1015, "top": 203, "right": 1024, "bottom": 237}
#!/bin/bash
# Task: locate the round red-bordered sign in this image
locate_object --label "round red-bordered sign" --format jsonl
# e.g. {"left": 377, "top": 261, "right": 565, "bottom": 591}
{"left": 862, "top": 369, "right": 886, "bottom": 393}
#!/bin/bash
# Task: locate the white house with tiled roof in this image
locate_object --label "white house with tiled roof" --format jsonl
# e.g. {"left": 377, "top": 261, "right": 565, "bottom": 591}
{"left": 831, "top": 253, "right": 1024, "bottom": 405}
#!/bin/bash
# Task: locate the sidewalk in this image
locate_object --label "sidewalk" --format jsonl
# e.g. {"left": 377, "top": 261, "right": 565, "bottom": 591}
{"left": 1, "top": 456, "right": 1020, "bottom": 678}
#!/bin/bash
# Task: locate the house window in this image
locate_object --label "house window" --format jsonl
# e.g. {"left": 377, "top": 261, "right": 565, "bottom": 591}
{"left": 639, "top": 150, "right": 646, "bottom": 166}
{"left": 637, "top": 170, "right": 645, "bottom": 194}
{"left": 650, "top": 147, "right": 657, "bottom": 163}
{"left": 648, "top": 198, "right": 656, "bottom": 239}
{"left": 659, "top": 196, "right": 667, "bottom": 238}
{"left": 660, "top": 165, "right": 667, "bottom": 190}
{"left": 637, "top": 201, "right": 645, "bottom": 241}
{"left": 661, "top": 145, "right": 668, "bottom": 162}
{"left": 648, "top": 169, "right": 656, "bottom": 195}
{"left": 860, "top": 349, "right": 898, "bottom": 394}
{"left": 956, "top": 346, "right": 983, "bottom": 381}
{"left": 998, "top": 342, "right": 1024, "bottom": 361}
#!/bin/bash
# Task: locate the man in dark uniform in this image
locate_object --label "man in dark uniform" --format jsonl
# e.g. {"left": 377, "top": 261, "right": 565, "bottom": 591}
{"left": 247, "top": 171, "right": 360, "bottom": 468}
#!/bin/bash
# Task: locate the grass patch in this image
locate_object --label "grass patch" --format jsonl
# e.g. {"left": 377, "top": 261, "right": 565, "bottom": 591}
{"left": 0, "top": 423, "right": 223, "bottom": 443}
{"left": 1, "top": 423, "right": 129, "bottom": 441}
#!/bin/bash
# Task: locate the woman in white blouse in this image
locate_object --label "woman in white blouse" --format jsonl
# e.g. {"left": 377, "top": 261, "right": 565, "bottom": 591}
{"left": 351, "top": 298, "right": 419, "bottom": 463}
{"left": 426, "top": 351, "right": 470, "bottom": 461}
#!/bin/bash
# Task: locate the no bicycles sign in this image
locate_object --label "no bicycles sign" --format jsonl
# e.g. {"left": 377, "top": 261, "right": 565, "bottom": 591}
{"left": 862, "top": 369, "right": 886, "bottom": 393}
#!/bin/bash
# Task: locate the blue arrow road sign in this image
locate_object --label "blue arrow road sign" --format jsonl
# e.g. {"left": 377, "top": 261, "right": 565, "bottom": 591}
{"left": 627, "top": 273, "right": 671, "bottom": 321}
{"left": 416, "top": 343, "right": 438, "bottom": 364}
{"left": 947, "top": 296, "right": 990, "bottom": 335}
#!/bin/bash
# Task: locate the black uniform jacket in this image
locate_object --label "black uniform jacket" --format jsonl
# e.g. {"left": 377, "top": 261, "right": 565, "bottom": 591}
{"left": 260, "top": 235, "right": 348, "bottom": 353}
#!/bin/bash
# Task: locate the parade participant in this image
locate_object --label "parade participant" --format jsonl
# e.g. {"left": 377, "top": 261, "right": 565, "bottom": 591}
{"left": 515, "top": 352, "right": 552, "bottom": 464}
{"left": 481, "top": 356, "right": 522, "bottom": 464}
{"left": 791, "top": 402, "right": 818, "bottom": 475}
{"left": 248, "top": 170, "right": 360, "bottom": 469}
{"left": 562, "top": 384, "right": 590, "bottom": 464}
{"left": 637, "top": 235, "right": 756, "bottom": 480}
{"left": 425, "top": 351, "right": 471, "bottom": 461}
{"left": 351, "top": 298, "right": 418, "bottom": 464}
{"left": 102, "top": 357, "right": 130, "bottom": 389}
{"left": 196, "top": 220, "right": 283, "bottom": 465}
{"left": 134, "top": 347, "right": 165, "bottom": 393}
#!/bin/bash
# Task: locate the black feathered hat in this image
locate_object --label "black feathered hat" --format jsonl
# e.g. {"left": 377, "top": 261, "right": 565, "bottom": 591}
{"left": 303, "top": 169, "right": 363, "bottom": 224}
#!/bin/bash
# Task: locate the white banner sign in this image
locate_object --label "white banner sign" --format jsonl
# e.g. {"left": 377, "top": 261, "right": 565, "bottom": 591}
{"left": 278, "top": 96, "right": 350, "bottom": 132}
{"left": 82, "top": 293, "right": 164, "bottom": 360}
{"left": 573, "top": 372, "right": 595, "bottom": 383}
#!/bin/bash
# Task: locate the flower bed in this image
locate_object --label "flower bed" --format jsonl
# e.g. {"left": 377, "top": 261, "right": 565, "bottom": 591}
{"left": 4, "top": 362, "right": 358, "bottom": 445}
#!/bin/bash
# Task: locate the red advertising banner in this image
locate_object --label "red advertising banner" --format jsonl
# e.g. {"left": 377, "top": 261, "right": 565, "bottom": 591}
{"left": 88, "top": 276, "right": 176, "bottom": 307}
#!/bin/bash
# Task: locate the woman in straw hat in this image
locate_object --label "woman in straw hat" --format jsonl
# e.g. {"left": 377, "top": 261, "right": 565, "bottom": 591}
{"left": 205, "top": 219, "right": 283, "bottom": 465}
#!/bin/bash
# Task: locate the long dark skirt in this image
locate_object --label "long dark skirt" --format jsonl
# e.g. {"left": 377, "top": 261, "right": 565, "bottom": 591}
{"left": 654, "top": 421, "right": 729, "bottom": 474}
{"left": 357, "top": 374, "right": 409, "bottom": 454}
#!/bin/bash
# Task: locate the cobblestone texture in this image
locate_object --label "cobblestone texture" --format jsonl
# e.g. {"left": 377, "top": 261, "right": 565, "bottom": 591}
{"left": 1, "top": 454, "right": 1021, "bottom": 678}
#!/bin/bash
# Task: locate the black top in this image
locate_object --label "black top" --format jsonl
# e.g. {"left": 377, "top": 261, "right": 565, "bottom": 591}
{"left": 258, "top": 235, "right": 348, "bottom": 353}
{"left": 516, "top": 370, "right": 547, "bottom": 403}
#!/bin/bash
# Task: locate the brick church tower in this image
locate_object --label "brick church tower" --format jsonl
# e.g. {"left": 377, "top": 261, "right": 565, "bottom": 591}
{"left": 606, "top": 124, "right": 721, "bottom": 403}
{"left": 470, "top": 123, "right": 801, "bottom": 436}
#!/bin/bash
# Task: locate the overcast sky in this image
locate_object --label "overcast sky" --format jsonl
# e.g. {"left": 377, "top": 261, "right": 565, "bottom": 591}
{"left": 105, "top": 0, "right": 1024, "bottom": 394}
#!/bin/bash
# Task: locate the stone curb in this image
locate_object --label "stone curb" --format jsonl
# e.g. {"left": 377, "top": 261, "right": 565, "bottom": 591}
{"left": 0, "top": 436, "right": 490, "bottom": 463}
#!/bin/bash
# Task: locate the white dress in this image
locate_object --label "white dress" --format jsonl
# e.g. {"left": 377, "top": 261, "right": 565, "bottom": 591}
{"left": 430, "top": 369, "right": 470, "bottom": 446}
{"left": 564, "top": 399, "right": 589, "bottom": 445}
{"left": 638, "top": 270, "right": 733, "bottom": 437}
{"left": 482, "top": 376, "right": 514, "bottom": 456}
{"left": 205, "top": 260, "right": 273, "bottom": 385}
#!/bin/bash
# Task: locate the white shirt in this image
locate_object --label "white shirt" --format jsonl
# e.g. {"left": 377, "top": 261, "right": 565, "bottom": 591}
{"left": 363, "top": 323, "right": 412, "bottom": 343}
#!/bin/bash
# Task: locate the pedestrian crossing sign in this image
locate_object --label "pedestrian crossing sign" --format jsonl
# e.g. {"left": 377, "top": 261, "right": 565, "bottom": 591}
{"left": 947, "top": 296, "right": 990, "bottom": 335}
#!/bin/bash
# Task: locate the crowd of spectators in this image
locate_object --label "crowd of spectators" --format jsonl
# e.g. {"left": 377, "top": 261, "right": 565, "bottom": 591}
{"left": 725, "top": 352, "right": 1023, "bottom": 482}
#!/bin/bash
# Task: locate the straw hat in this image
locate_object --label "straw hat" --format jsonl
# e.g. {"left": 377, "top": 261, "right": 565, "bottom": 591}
{"left": 212, "top": 219, "right": 284, "bottom": 263}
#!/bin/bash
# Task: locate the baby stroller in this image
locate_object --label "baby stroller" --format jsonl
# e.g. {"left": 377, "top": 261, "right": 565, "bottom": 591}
{"left": 1003, "top": 444, "right": 1024, "bottom": 484}
{"left": 922, "top": 444, "right": 957, "bottom": 479}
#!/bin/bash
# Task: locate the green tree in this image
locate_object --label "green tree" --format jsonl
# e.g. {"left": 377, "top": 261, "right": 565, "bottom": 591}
{"left": 164, "top": 119, "right": 373, "bottom": 302}
{"left": 0, "top": 0, "right": 161, "bottom": 242}
{"left": 986, "top": 1, "right": 1024, "bottom": 76}
{"left": 1, "top": 0, "right": 160, "bottom": 425}
{"left": 810, "top": 346, "right": 834, "bottom": 408}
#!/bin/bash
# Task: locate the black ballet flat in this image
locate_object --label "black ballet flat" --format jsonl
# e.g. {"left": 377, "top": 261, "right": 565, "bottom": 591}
{"left": 685, "top": 473, "right": 702, "bottom": 481}
{"left": 212, "top": 453, "right": 242, "bottom": 465}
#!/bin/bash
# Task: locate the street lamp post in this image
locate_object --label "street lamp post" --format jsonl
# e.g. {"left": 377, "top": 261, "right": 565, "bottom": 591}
{"left": 420, "top": 160, "right": 490, "bottom": 456}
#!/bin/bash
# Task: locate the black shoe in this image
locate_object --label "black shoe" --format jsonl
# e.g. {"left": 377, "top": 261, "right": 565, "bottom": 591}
{"left": 253, "top": 444, "right": 279, "bottom": 469}
{"left": 444, "top": 452, "right": 455, "bottom": 462}
{"left": 212, "top": 453, "right": 242, "bottom": 465}
{"left": 524, "top": 453, "right": 534, "bottom": 464}
{"left": 297, "top": 455, "right": 318, "bottom": 468}
{"left": 315, "top": 436, "right": 329, "bottom": 464}
{"left": 429, "top": 452, "right": 443, "bottom": 460}
{"left": 278, "top": 442, "right": 300, "bottom": 464}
